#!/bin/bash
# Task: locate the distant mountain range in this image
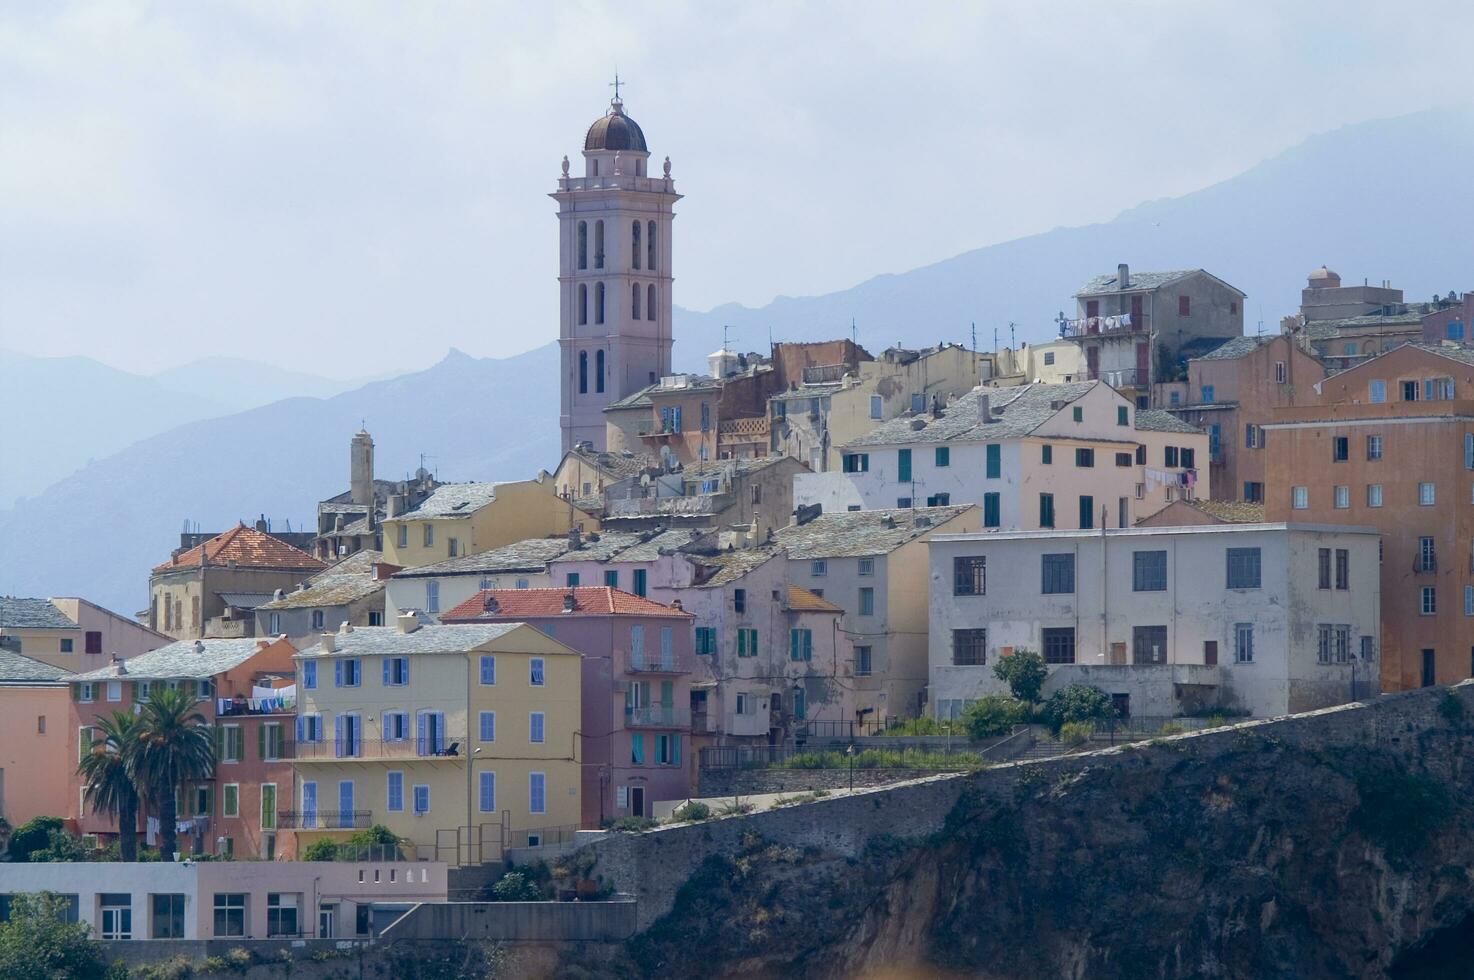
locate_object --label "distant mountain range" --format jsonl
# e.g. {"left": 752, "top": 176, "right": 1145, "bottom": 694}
{"left": 2, "top": 109, "right": 1470, "bottom": 611}
{"left": 0, "top": 345, "right": 559, "bottom": 612}
{"left": 671, "top": 108, "right": 1474, "bottom": 368}
{"left": 0, "top": 350, "right": 369, "bottom": 507}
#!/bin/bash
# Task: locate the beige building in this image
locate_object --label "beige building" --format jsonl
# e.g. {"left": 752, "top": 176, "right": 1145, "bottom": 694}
{"left": 254, "top": 550, "right": 389, "bottom": 643}
{"left": 290, "top": 617, "right": 582, "bottom": 865}
{"left": 991, "top": 340, "right": 1085, "bottom": 386}
{"left": 380, "top": 477, "right": 598, "bottom": 569}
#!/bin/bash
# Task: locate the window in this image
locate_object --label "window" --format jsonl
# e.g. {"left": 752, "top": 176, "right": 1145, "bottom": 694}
{"left": 424, "top": 580, "right": 440, "bottom": 614}
{"left": 595, "top": 281, "right": 605, "bottom": 323}
{"left": 422, "top": 524, "right": 434, "bottom": 547}
{"left": 578, "top": 350, "right": 588, "bottom": 394}
{"left": 603, "top": 569, "right": 619, "bottom": 589}
{"left": 566, "top": 572, "right": 580, "bottom": 587}
{"left": 60, "top": 638, "right": 73, "bottom": 653}
{"left": 1132, "top": 551, "right": 1167, "bottom": 592}
{"left": 954, "top": 556, "right": 986, "bottom": 595}
{"left": 1133, "top": 625, "right": 1167, "bottom": 664}
{"left": 260, "top": 723, "right": 284, "bottom": 761}
{"left": 935, "top": 446, "right": 950, "bottom": 467}
{"left": 299, "top": 714, "right": 322, "bottom": 743}
{"left": 1226, "top": 548, "right": 1261, "bottom": 589}
{"left": 858, "top": 558, "right": 874, "bottom": 576}
{"left": 596, "top": 350, "right": 605, "bottom": 393}
{"left": 84, "top": 630, "right": 102, "bottom": 654}
{"left": 897, "top": 449, "right": 912, "bottom": 483}
{"left": 302, "top": 661, "right": 317, "bottom": 690}
{"left": 334, "top": 658, "right": 361, "bottom": 687}
{"left": 1418, "top": 537, "right": 1436, "bottom": 572}
{"left": 1366, "top": 435, "right": 1382, "bottom": 460}
{"left": 1079, "top": 495, "right": 1094, "bottom": 529}
{"left": 870, "top": 394, "right": 882, "bottom": 419}
{"left": 694, "top": 627, "right": 717, "bottom": 654}
{"left": 986, "top": 443, "right": 1001, "bottom": 478}
{"left": 633, "top": 568, "right": 647, "bottom": 597}
{"left": 1332, "top": 436, "right": 1349, "bottom": 462}
{"left": 1041, "top": 444, "right": 1052, "bottom": 464}
{"left": 1042, "top": 627, "right": 1076, "bottom": 664}
{"left": 383, "top": 656, "right": 409, "bottom": 686}
{"left": 79, "top": 682, "right": 94, "bottom": 703}
{"left": 107, "top": 680, "right": 121, "bottom": 702}
{"left": 412, "top": 785, "right": 430, "bottom": 815}
{"left": 1201, "top": 385, "right": 1215, "bottom": 404}
{"left": 1115, "top": 452, "right": 1132, "bottom": 467}
{"left": 983, "top": 492, "right": 1000, "bottom": 528}
{"left": 1234, "top": 623, "right": 1255, "bottom": 663}
{"left": 1043, "top": 351, "right": 1056, "bottom": 365}
{"left": 789, "top": 629, "right": 813, "bottom": 661}
{"left": 1334, "top": 485, "right": 1349, "bottom": 509}
{"left": 1178, "top": 295, "right": 1191, "bottom": 316}
{"left": 1074, "top": 448, "right": 1094, "bottom": 468}
{"left": 222, "top": 783, "right": 239, "bottom": 817}
{"left": 479, "top": 655, "right": 496, "bottom": 685}
{"left": 220, "top": 725, "right": 242, "bottom": 763}
{"left": 733, "top": 588, "right": 746, "bottom": 613}
{"left": 1039, "top": 553, "right": 1075, "bottom": 594}
{"left": 447, "top": 538, "right": 460, "bottom": 558}
{"left": 1369, "top": 380, "right": 1386, "bottom": 403}
{"left": 1335, "top": 549, "right": 1350, "bottom": 590}
{"left": 1422, "top": 587, "right": 1437, "bottom": 616}
{"left": 479, "top": 771, "right": 496, "bottom": 813}
{"left": 854, "top": 646, "right": 872, "bottom": 677}
{"left": 1135, "top": 445, "right": 1146, "bottom": 465}
{"left": 1419, "top": 483, "right": 1436, "bottom": 506}
{"left": 267, "top": 893, "right": 299, "bottom": 938}
{"left": 1072, "top": 406, "right": 1083, "bottom": 423}
{"left": 1466, "top": 585, "right": 1474, "bottom": 618}
{"left": 841, "top": 453, "right": 869, "bottom": 473}
{"left": 1367, "top": 484, "right": 1383, "bottom": 507}
{"left": 479, "top": 711, "right": 496, "bottom": 742}
{"left": 152, "top": 894, "right": 185, "bottom": 939}
{"left": 1039, "top": 492, "right": 1055, "bottom": 528}
{"left": 1117, "top": 405, "right": 1128, "bottom": 426}
{"left": 260, "top": 783, "right": 277, "bottom": 831}
{"left": 897, "top": 497, "right": 913, "bottom": 509}
{"left": 214, "top": 894, "right": 247, "bottom": 938}
{"left": 1291, "top": 486, "right": 1308, "bottom": 510}
{"left": 529, "top": 773, "right": 547, "bottom": 814}
{"left": 397, "top": 524, "right": 408, "bottom": 548}
{"left": 1403, "top": 380, "right": 1419, "bottom": 402}
{"left": 386, "top": 772, "right": 404, "bottom": 812}
{"left": 1275, "top": 361, "right": 1287, "bottom": 384}
{"left": 1244, "top": 424, "right": 1260, "bottom": 449}
{"left": 529, "top": 712, "right": 545, "bottom": 743}
{"left": 811, "top": 560, "right": 827, "bottom": 577}
{"left": 1314, "top": 547, "right": 1332, "bottom": 590}
{"left": 1164, "top": 446, "right": 1179, "bottom": 468}
{"left": 1467, "top": 433, "right": 1474, "bottom": 470}
{"left": 335, "top": 715, "right": 362, "bottom": 758}
{"left": 952, "top": 629, "right": 987, "bottom": 666}
{"left": 529, "top": 658, "right": 545, "bottom": 686}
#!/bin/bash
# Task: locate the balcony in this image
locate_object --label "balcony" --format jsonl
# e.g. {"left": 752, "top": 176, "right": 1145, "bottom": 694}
{"left": 717, "top": 416, "right": 769, "bottom": 444}
{"left": 636, "top": 419, "right": 681, "bottom": 439}
{"left": 625, "top": 704, "right": 690, "bottom": 728}
{"left": 1060, "top": 314, "right": 1144, "bottom": 339}
{"left": 216, "top": 695, "right": 297, "bottom": 718}
{"left": 1099, "top": 368, "right": 1148, "bottom": 388}
{"left": 293, "top": 735, "right": 469, "bottom": 763}
{"left": 278, "top": 810, "right": 374, "bottom": 831}
{"left": 626, "top": 655, "right": 692, "bottom": 675}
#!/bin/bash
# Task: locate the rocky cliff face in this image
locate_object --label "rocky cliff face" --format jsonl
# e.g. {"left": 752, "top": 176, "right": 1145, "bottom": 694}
{"left": 582, "top": 687, "right": 1474, "bottom": 979}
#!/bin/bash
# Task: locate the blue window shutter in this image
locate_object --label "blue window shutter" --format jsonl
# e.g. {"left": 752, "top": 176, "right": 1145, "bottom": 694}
{"left": 401, "top": 658, "right": 408, "bottom": 685}
{"left": 340, "top": 780, "right": 353, "bottom": 816}
{"left": 334, "top": 660, "right": 342, "bottom": 687}
{"left": 295, "top": 716, "right": 304, "bottom": 742}
{"left": 334, "top": 715, "right": 344, "bottom": 758}
{"left": 434, "top": 712, "right": 446, "bottom": 753}
{"left": 804, "top": 631, "right": 813, "bottom": 661}
{"left": 382, "top": 658, "right": 390, "bottom": 686}
{"left": 790, "top": 630, "right": 798, "bottom": 661}
{"left": 416, "top": 713, "right": 427, "bottom": 756}
{"left": 303, "top": 662, "right": 316, "bottom": 689}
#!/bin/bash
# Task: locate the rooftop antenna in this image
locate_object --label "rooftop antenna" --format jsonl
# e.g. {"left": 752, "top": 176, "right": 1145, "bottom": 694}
{"left": 851, "top": 317, "right": 857, "bottom": 346}
{"left": 723, "top": 324, "right": 732, "bottom": 352}
{"left": 609, "top": 71, "right": 625, "bottom": 104}
{"left": 1009, "top": 322, "right": 1017, "bottom": 350}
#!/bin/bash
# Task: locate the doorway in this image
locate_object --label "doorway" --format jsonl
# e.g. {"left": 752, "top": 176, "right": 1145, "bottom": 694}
{"left": 100, "top": 896, "right": 132, "bottom": 939}
{"left": 1422, "top": 649, "right": 1436, "bottom": 687}
{"left": 1111, "top": 694, "right": 1131, "bottom": 720}
{"left": 319, "top": 904, "right": 336, "bottom": 939}
{"left": 630, "top": 787, "right": 646, "bottom": 818}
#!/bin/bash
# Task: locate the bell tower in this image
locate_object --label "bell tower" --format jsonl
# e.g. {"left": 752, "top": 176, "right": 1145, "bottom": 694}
{"left": 552, "top": 84, "right": 680, "bottom": 452}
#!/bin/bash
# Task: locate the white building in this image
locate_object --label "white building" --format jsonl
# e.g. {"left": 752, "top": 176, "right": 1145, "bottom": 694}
{"left": 927, "top": 523, "right": 1380, "bottom": 720}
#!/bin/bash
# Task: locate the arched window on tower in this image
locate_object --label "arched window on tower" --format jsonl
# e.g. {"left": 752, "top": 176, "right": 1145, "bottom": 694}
{"left": 647, "top": 284, "right": 657, "bottom": 322}
{"left": 595, "top": 282, "right": 605, "bottom": 324}
{"left": 578, "top": 350, "right": 588, "bottom": 394}
{"left": 647, "top": 221, "right": 657, "bottom": 272}
{"left": 596, "top": 350, "right": 605, "bottom": 393}
{"left": 594, "top": 221, "right": 605, "bottom": 269}
{"left": 632, "top": 283, "right": 641, "bottom": 320}
{"left": 577, "top": 221, "right": 587, "bottom": 270}
{"left": 578, "top": 284, "right": 588, "bottom": 325}
{"left": 632, "top": 221, "right": 641, "bottom": 270}
{"left": 591, "top": 159, "right": 599, "bottom": 177}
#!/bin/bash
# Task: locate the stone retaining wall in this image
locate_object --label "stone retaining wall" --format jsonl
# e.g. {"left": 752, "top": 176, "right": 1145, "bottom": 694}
{"left": 696, "top": 766, "right": 952, "bottom": 797}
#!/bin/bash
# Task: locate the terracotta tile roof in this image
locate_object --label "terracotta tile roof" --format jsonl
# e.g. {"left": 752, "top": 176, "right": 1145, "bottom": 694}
{"left": 785, "top": 586, "right": 843, "bottom": 613}
{"left": 1189, "top": 499, "right": 1267, "bottom": 523}
{"left": 154, "top": 524, "right": 327, "bottom": 574}
{"left": 440, "top": 587, "right": 692, "bottom": 622}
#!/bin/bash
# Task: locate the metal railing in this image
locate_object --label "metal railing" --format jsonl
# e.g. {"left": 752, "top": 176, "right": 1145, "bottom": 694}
{"left": 293, "top": 734, "right": 469, "bottom": 762}
{"left": 216, "top": 699, "right": 296, "bottom": 718}
{"left": 278, "top": 809, "right": 374, "bottom": 830}
{"left": 506, "top": 824, "right": 580, "bottom": 849}
{"left": 792, "top": 718, "right": 905, "bottom": 740}
{"left": 626, "top": 656, "right": 691, "bottom": 674}
{"left": 1060, "top": 314, "right": 1142, "bottom": 338}
{"left": 625, "top": 705, "right": 689, "bottom": 728}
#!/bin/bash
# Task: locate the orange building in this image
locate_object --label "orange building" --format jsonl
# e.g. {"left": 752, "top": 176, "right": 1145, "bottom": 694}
{"left": 1265, "top": 343, "right": 1474, "bottom": 690}
{"left": 0, "top": 649, "right": 73, "bottom": 829}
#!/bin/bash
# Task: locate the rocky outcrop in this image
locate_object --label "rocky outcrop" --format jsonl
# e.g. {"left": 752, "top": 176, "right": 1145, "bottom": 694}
{"left": 579, "top": 684, "right": 1474, "bottom": 978}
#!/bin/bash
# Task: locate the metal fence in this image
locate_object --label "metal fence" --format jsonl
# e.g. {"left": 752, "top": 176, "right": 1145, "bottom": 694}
{"left": 293, "top": 735, "right": 469, "bottom": 762}
{"left": 506, "top": 824, "right": 580, "bottom": 849}
{"left": 277, "top": 809, "right": 373, "bottom": 830}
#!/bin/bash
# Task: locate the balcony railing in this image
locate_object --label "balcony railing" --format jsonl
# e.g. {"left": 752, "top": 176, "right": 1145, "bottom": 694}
{"left": 216, "top": 696, "right": 296, "bottom": 718}
{"left": 278, "top": 810, "right": 374, "bottom": 830}
{"left": 626, "top": 655, "right": 691, "bottom": 674}
{"left": 293, "top": 734, "right": 469, "bottom": 762}
{"left": 717, "top": 416, "right": 770, "bottom": 441}
{"left": 625, "top": 704, "right": 690, "bottom": 728}
{"left": 635, "top": 419, "right": 680, "bottom": 438}
{"left": 801, "top": 363, "right": 850, "bottom": 385}
{"left": 1060, "top": 314, "right": 1143, "bottom": 338}
{"left": 1100, "top": 368, "right": 1147, "bottom": 388}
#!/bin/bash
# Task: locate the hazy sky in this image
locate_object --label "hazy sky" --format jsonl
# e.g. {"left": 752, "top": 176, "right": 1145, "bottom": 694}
{"left": 2, "top": 1, "right": 1468, "bottom": 377}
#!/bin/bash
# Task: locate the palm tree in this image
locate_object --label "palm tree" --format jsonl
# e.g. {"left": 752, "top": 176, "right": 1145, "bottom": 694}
{"left": 129, "top": 686, "right": 215, "bottom": 861}
{"left": 76, "top": 711, "right": 145, "bottom": 861}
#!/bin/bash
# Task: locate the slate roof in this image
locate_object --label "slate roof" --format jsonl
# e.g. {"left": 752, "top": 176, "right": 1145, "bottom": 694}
{"left": 0, "top": 648, "right": 68, "bottom": 684}
{"left": 441, "top": 587, "right": 691, "bottom": 622}
{"left": 390, "top": 537, "right": 576, "bottom": 579}
{"left": 295, "top": 622, "right": 542, "bottom": 658}
{"left": 258, "top": 551, "right": 385, "bottom": 610}
{"left": 0, "top": 597, "right": 78, "bottom": 630}
{"left": 680, "top": 457, "right": 795, "bottom": 479}
{"left": 786, "top": 586, "right": 843, "bottom": 613}
{"left": 775, "top": 506, "right": 975, "bottom": 559}
{"left": 604, "top": 384, "right": 659, "bottom": 411}
{"left": 1302, "top": 311, "right": 1427, "bottom": 340}
{"left": 844, "top": 383, "right": 1096, "bottom": 447}
{"left": 1134, "top": 409, "right": 1205, "bottom": 435}
{"left": 772, "top": 384, "right": 844, "bottom": 401}
{"left": 386, "top": 482, "right": 499, "bottom": 521}
{"left": 604, "top": 528, "right": 710, "bottom": 563}
{"left": 1076, "top": 269, "right": 1198, "bottom": 295}
{"left": 154, "top": 525, "right": 326, "bottom": 574}
{"left": 1195, "top": 335, "right": 1271, "bottom": 361}
{"left": 565, "top": 447, "right": 658, "bottom": 480}
{"left": 67, "top": 638, "right": 281, "bottom": 682}
{"left": 690, "top": 546, "right": 781, "bottom": 587}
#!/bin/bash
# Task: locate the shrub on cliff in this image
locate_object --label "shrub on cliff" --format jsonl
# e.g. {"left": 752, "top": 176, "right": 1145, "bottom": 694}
{"left": 6, "top": 816, "right": 62, "bottom": 864}
{"left": 0, "top": 892, "right": 113, "bottom": 979}
{"left": 1059, "top": 721, "right": 1094, "bottom": 746}
{"left": 993, "top": 649, "right": 1048, "bottom": 705}
{"left": 301, "top": 839, "right": 340, "bottom": 861}
{"left": 1041, "top": 684, "right": 1116, "bottom": 732}
{"left": 490, "top": 871, "right": 545, "bottom": 902}
{"left": 961, "top": 696, "right": 1029, "bottom": 739}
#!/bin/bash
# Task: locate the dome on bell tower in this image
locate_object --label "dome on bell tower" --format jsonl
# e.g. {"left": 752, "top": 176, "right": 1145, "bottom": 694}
{"left": 584, "top": 99, "right": 648, "bottom": 153}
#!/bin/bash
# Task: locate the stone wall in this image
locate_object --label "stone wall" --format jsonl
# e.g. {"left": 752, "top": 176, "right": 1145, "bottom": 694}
{"left": 696, "top": 766, "right": 945, "bottom": 797}
{"left": 380, "top": 899, "right": 637, "bottom": 942}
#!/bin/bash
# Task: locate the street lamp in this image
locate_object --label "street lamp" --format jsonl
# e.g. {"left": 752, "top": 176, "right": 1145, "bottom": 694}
{"left": 846, "top": 742, "right": 856, "bottom": 794}
{"left": 464, "top": 746, "right": 483, "bottom": 865}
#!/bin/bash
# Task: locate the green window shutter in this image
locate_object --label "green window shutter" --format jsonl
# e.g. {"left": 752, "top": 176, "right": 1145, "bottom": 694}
{"left": 804, "top": 631, "right": 813, "bottom": 661}
{"left": 131, "top": 681, "right": 139, "bottom": 699}
{"left": 71, "top": 684, "right": 80, "bottom": 702}
{"left": 737, "top": 630, "right": 746, "bottom": 656}
{"left": 257, "top": 725, "right": 266, "bottom": 760}
{"left": 216, "top": 724, "right": 224, "bottom": 758}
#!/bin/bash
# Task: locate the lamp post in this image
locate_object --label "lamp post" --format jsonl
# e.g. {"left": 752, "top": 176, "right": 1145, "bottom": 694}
{"left": 464, "top": 746, "right": 483, "bottom": 866}
{"left": 846, "top": 742, "right": 856, "bottom": 794}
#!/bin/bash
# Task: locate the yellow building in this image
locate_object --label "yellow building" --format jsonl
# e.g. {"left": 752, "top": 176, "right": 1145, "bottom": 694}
{"left": 380, "top": 477, "right": 598, "bottom": 569}
{"left": 289, "top": 615, "right": 581, "bottom": 865}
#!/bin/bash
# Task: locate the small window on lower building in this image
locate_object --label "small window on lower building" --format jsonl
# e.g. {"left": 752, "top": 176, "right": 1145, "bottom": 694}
{"left": 854, "top": 646, "right": 872, "bottom": 676}
{"left": 213, "top": 893, "right": 247, "bottom": 937}
{"left": 152, "top": 894, "right": 186, "bottom": 939}
{"left": 1041, "top": 627, "right": 1076, "bottom": 664}
{"left": 951, "top": 629, "right": 987, "bottom": 666}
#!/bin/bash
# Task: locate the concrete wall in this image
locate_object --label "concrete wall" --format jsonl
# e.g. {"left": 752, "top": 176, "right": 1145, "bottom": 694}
{"left": 385, "top": 570, "right": 556, "bottom": 623}
{"left": 380, "top": 899, "right": 637, "bottom": 942}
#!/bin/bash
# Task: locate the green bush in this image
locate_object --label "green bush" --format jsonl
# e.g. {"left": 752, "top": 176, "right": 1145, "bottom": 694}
{"left": 0, "top": 892, "right": 109, "bottom": 978}
{"left": 346, "top": 824, "right": 398, "bottom": 847}
{"left": 610, "top": 816, "right": 659, "bottom": 832}
{"left": 6, "top": 816, "right": 63, "bottom": 864}
{"left": 301, "top": 839, "right": 340, "bottom": 861}
{"left": 671, "top": 801, "right": 710, "bottom": 822}
{"left": 1041, "top": 684, "right": 1116, "bottom": 731}
{"left": 490, "top": 871, "right": 545, "bottom": 902}
{"left": 961, "top": 695, "right": 1029, "bottom": 739}
{"left": 28, "top": 828, "right": 88, "bottom": 863}
{"left": 1157, "top": 722, "right": 1186, "bottom": 736}
{"left": 876, "top": 716, "right": 964, "bottom": 737}
{"left": 774, "top": 748, "right": 983, "bottom": 771}
{"left": 715, "top": 800, "right": 755, "bottom": 816}
{"left": 993, "top": 649, "right": 1048, "bottom": 704}
{"left": 1059, "top": 721, "right": 1094, "bottom": 746}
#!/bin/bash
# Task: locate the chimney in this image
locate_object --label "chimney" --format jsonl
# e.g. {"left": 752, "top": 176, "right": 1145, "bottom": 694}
{"left": 256, "top": 639, "right": 270, "bottom": 652}
{"left": 977, "top": 392, "right": 991, "bottom": 421}
{"left": 1118, "top": 263, "right": 1130, "bottom": 290}
{"left": 562, "top": 593, "right": 576, "bottom": 613}
{"left": 320, "top": 633, "right": 336, "bottom": 653}
{"left": 111, "top": 655, "right": 127, "bottom": 676}
{"left": 568, "top": 525, "right": 583, "bottom": 549}
{"left": 255, "top": 515, "right": 269, "bottom": 533}
{"left": 482, "top": 593, "right": 500, "bottom": 614}
{"left": 396, "top": 611, "right": 420, "bottom": 634}
{"left": 273, "top": 589, "right": 285, "bottom": 600}
{"left": 192, "top": 640, "right": 205, "bottom": 655}
{"left": 670, "top": 598, "right": 683, "bottom": 612}
{"left": 339, "top": 621, "right": 353, "bottom": 634}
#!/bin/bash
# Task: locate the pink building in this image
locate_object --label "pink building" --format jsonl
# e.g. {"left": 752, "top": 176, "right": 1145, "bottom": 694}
{"left": 441, "top": 587, "right": 694, "bottom": 825}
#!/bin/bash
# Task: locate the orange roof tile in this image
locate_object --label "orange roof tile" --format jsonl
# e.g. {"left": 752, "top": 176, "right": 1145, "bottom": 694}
{"left": 153, "top": 524, "right": 327, "bottom": 574}
{"left": 441, "top": 587, "right": 692, "bottom": 622}
{"left": 786, "top": 585, "right": 844, "bottom": 613}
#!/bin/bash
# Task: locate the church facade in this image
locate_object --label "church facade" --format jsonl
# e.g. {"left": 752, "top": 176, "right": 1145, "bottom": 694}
{"left": 552, "top": 93, "right": 680, "bottom": 452}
